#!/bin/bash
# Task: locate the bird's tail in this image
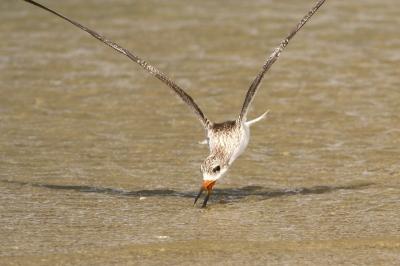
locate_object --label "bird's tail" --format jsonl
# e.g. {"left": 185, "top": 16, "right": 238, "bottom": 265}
{"left": 245, "top": 110, "right": 270, "bottom": 127}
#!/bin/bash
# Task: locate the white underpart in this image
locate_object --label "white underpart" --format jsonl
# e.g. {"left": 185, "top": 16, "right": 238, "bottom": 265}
{"left": 229, "top": 123, "right": 250, "bottom": 165}
{"left": 228, "top": 111, "right": 269, "bottom": 165}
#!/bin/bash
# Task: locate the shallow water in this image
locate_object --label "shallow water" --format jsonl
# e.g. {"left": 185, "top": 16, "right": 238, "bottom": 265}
{"left": 1, "top": 0, "right": 399, "bottom": 265}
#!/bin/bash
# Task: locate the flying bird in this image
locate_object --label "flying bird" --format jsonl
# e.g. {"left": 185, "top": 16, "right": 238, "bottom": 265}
{"left": 23, "top": 0, "right": 326, "bottom": 207}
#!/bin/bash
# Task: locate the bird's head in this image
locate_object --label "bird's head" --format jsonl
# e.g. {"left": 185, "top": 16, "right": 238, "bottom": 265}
{"left": 200, "top": 154, "right": 229, "bottom": 183}
{"left": 195, "top": 154, "right": 229, "bottom": 207}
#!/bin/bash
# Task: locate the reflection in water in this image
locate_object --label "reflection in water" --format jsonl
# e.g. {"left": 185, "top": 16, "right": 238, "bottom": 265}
{"left": 2, "top": 179, "right": 373, "bottom": 202}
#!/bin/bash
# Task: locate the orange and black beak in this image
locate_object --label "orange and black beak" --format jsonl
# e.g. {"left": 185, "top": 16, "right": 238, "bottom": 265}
{"left": 194, "top": 180, "right": 216, "bottom": 208}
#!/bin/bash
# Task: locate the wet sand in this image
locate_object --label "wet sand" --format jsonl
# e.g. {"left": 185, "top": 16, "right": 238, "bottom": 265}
{"left": 1, "top": 0, "right": 399, "bottom": 265}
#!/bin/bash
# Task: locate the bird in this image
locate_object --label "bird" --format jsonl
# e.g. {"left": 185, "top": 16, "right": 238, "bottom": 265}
{"left": 23, "top": 0, "right": 326, "bottom": 207}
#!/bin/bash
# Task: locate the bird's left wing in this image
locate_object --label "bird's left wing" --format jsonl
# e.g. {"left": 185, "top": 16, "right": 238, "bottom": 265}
{"left": 23, "top": 0, "right": 211, "bottom": 128}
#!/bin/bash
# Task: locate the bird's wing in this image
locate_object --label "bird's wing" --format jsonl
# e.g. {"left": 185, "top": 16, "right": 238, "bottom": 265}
{"left": 24, "top": 0, "right": 210, "bottom": 128}
{"left": 238, "top": 0, "right": 326, "bottom": 122}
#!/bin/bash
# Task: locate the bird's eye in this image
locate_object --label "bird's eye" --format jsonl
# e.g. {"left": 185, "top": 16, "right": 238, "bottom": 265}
{"left": 212, "top": 165, "right": 221, "bottom": 173}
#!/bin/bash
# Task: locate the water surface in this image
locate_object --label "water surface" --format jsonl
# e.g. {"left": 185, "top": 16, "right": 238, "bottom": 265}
{"left": 1, "top": 0, "right": 399, "bottom": 265}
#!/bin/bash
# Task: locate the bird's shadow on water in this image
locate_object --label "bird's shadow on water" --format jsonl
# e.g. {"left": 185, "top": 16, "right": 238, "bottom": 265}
{"left": 2, "top": 179, "right": 373, "bottom": 204}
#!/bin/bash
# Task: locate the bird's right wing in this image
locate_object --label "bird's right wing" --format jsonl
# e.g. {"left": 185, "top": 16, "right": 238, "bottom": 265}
{"left": 23, "top": 0, "right": 211, "bottom": 128}
{"left": 238, "top": 0, "right": 326, "bottom": 122}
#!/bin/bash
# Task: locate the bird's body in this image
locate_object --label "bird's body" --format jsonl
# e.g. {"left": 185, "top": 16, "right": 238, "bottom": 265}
{"left": 202, "top": 111, "right": 269, "bottom": 181}
{"left": 23, "top": 0, "right": 327, "bottom": 207}
{"left": 203, "top": 120, "right": 249, "bottom": 181}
